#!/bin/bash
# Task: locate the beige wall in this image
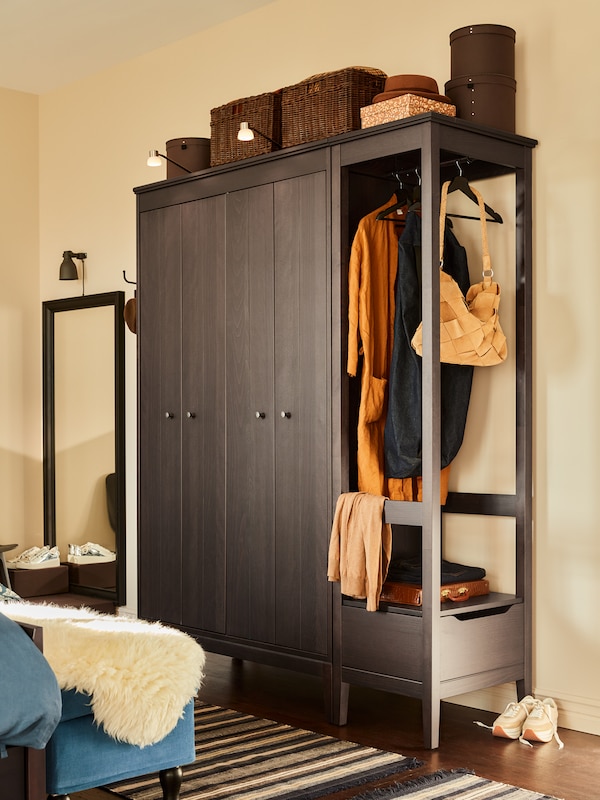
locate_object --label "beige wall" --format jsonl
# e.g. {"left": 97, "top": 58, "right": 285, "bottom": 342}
{"left": 0, "top": 88, "right": 41, "bottom": 548}
{"left": 2, "top": 0, "right": 599, "bottom": 735}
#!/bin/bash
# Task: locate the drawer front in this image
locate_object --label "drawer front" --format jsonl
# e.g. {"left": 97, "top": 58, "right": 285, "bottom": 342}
{"left": 342, "top": 606, "right": 423, "bottom": 679}
{"left": 440, "top": 603, "right": 524, "bottom": 680}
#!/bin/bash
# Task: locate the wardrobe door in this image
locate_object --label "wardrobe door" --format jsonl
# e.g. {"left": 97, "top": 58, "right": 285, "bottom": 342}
{"left": 273, "top": 172, "right": 330, "bottom": 655}
{"left": 138, "top": 204, "right": 183, "bottom": 624}
{"left": 225, "top": 184, "right": 276, "bottom": 642}
{"left": 180, "top": 196, "right": 227, "bottom": 634}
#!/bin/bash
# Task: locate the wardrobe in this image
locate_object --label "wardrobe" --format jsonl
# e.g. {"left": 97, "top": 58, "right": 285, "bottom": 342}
{"left": 137, "top": 150, "right": 333, "bottom": 677}
{"left": 135, "top": 114, "right": 537, "bottom": 748}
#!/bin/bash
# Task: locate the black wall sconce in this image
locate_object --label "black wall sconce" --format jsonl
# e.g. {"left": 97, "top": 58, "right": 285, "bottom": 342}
{"left": 237, "top": 122, "right": 281, "bottom": 149}
{"left": 60, "top": 250, "right": 87, "bottom": 294}
{"left": 147, "top": 149, "right": 192, "bottom": 173}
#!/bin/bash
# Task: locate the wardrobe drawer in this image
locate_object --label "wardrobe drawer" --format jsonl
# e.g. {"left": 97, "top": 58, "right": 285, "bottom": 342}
{"left": 440, "top": 603, "right": 524, "bottom": 680}
{"left": 341, "top": 606, "right": 423, "bottom": 679}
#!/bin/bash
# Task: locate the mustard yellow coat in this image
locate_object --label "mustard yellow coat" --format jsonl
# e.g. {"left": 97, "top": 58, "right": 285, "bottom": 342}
{"left": 347, "top": 197, "right": 450, "bottom": 502}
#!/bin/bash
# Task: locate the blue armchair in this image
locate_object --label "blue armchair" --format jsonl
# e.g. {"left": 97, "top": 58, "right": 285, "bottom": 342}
{"left": 0, "top": 601, "right": 199, "bottom": 800}
{"left": 46, "top": 691, "right": 195, "bottom": 800}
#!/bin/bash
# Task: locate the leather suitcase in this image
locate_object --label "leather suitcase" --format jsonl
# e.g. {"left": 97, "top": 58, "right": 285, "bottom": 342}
{"left": 380, "top": 578, "right": 490, "bottom": 606}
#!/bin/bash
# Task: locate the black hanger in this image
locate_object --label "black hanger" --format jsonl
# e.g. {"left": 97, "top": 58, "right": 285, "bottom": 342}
{"left": 376, "top": 172, "right": 413, "bottom": 220}
{"left": 446, "top": 165, "right": 503, "bottom": 224}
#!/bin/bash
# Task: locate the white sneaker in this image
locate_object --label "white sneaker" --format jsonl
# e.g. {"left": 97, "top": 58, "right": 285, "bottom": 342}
{"left": 520, "top": 698, "right": 564, "bottom": 749}
{"left": 491, "top": 695, "right": 536, "bottom": 739}
{"left": 15, "top": 546, "right": 60, "bottom": 569}
{"left": 67, "top": 541, "right": 116, "bottom": 564}
{"left": 8, "top": 545, "right": 43, "bottom": 565}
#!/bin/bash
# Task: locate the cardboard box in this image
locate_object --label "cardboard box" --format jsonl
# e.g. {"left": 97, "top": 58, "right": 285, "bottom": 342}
{"left": 360, "top": 94, "right": 456, "bottom": 128}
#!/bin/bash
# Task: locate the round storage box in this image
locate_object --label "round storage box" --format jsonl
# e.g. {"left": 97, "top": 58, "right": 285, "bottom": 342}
{"left": 449, "top": 24, "right": 515, "bottom": 79}
{"left": 445, "top": 74, "right": 516, "bottom": 132}
{"left": 165, "top": 137, "right": 210, "bottom": 178}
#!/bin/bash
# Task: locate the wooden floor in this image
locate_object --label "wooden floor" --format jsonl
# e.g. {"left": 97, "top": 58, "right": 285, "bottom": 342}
{"left": 76, "top": 652, "right": 600, "bottom": 800}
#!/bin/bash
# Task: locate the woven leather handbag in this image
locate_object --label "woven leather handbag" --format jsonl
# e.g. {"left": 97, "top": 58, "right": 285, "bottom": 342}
{"left": 411, "top": 180, "right": 507, "bottom": 367}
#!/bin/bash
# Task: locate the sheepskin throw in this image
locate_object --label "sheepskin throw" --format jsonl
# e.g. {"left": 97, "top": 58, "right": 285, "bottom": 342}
{"left": 2, "top": 602, "right": 205, "bottom": 747}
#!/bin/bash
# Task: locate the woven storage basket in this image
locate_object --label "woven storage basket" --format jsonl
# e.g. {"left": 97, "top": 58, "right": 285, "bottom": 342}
{"left": 210, "top": 90, "right": 282, "bottom": 166}
{"left": 281, "top": 66, "right": 386, "bottom": 148}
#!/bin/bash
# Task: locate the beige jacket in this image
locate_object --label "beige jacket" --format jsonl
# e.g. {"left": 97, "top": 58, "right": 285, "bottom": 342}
{"left": 327, "top": 492, "right": 392, "bottom": 611}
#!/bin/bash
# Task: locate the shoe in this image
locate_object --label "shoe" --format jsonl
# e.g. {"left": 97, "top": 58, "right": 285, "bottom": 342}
{"left": 491, "top": 695, "right": 536, "bottom": 739}
{"left": 81, "top": 542, "right": 115, "bottom": 558}
{"left": 520, "top": 698, "right": 564, "bottom": 749}
{"left": 15, "top": 546, "right": 60, "bottom": 569}
{"left": 8, "top": 545, "right": 45, "bottom": 565}
{"left": 67, "top": 541, "right": 116, "bottom": 564}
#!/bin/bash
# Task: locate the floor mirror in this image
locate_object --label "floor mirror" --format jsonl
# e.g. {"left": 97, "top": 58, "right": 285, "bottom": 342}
{"left": 43, "top": 292, "right": 125, "bottom": 604}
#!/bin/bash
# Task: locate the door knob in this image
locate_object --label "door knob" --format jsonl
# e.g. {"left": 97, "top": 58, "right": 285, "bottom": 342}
{"left": 165, "top": 412, "right": 174, "bottom": 419}
{"left": 280, "top": 411, "right": 291, "bottom": 418}
{"left": 255, "top": 411, "right": 266, "bottom": 419}
{"left": 186, "top": 411, "right": 196, "bottom": 419}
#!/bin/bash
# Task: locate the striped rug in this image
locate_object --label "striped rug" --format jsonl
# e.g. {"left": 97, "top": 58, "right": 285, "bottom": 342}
{"left": 108, "top": 702, "right": 420, "bottom": 800}
{"left": 347, "top": 769, "right": 563, "bottom": 800}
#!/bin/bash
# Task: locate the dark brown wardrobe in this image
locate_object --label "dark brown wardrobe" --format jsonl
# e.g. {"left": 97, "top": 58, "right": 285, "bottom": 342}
{"left": 135, "top": 115, "right": 537, "bottom": 748}
{"left": 137, "top": 150, "right": 333, "bottom": 675}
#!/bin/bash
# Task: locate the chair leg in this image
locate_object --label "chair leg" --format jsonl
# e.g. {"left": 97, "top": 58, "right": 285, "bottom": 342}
{"left": 159, "top": 766, "right": 183, "bottom": 800}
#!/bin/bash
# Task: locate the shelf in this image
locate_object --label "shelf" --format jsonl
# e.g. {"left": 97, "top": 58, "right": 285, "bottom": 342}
{"left": 342, "top": 592, "right": 522, "bottom": 618}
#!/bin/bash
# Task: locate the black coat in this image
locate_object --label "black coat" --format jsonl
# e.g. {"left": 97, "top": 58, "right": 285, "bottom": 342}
{"left": 384, "top": 211, "right": 474, "bottom": 478}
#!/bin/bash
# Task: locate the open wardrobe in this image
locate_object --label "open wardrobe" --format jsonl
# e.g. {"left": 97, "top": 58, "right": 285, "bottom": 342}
{"left": 135, "top": 113, "right": 537, "bottom": 750}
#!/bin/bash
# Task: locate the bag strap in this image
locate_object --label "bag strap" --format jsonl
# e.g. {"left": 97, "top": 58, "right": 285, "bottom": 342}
{"left": 439, "top": 181, "right": 494, "bottom": 286}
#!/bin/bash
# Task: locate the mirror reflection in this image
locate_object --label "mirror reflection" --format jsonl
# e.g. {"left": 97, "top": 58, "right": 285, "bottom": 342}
{"left": 43, "top": 292, "right": 125, "bottom": 604}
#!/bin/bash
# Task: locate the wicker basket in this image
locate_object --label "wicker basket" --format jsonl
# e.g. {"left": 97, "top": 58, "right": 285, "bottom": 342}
{"left": 281, "top": 67, "right": 387, "bottom": 148}
{"left": 210, "top": 90, "right": 282, "bottom": 166}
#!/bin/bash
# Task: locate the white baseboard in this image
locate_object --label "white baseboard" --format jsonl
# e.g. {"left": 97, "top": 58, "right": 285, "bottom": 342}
{"left": 116, "top": 605, "right": 138, "bottom": 619}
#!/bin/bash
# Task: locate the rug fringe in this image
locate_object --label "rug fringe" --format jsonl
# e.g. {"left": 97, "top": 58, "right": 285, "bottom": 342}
{"left": 346, "top": 769, "right": 475, "bottom": 800}
{"left": 320, "top": 757, "right": 424, "bottom": 798}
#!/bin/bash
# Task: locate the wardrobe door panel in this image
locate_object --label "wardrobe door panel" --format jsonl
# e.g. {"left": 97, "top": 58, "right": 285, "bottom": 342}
{"left": 138, "top": 205, "right": 182, "bottom": 624}
{"left": 225, "top": 185, "right": 276, "bottom": 643}
{"left": 274, "top": 172, "right": 330, "bottom": 655}
{"left": 181, "top": 196, "right": 227, "bottom": 633}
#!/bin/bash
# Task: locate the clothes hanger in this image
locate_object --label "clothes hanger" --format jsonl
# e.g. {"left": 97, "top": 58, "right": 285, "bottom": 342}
{"left": 376, "top": 172, "right": 413, "bottom": 220}
{"left": 408, "top": 167, "right": 421, "bottom": 211}
{"left": 446, "top": 162, "right": 503, "bottom": 224}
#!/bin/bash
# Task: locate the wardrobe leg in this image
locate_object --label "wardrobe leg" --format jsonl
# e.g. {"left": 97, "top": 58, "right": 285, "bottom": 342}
{"left": 329, "top": 673, "right": 349, "bottom": 726}
{"left": 422, "top": 696, "right": 440, "bottom": 750}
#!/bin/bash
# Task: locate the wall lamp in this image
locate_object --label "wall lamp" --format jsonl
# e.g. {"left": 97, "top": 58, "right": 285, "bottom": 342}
{"left": 147, "top": 149, "right": 192, "bottom": 173}
{"left": 60, "top": 250, "right": 88, "bottom": 294}
{"left": 237, "top": 122, "right": 281, "bottom": 149}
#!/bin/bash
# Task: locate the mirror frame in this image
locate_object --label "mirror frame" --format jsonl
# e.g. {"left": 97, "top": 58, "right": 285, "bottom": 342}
{"left": 42, "top": 291, "right": 126, "bottom": 605}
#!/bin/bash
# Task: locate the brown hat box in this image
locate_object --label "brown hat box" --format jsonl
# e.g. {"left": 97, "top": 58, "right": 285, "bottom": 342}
{"left": 446, "top": 24, "right": 517, "bottom": 132}
{"left": 449, "top": 24, "right": 515, "bottom": 79}
{"left": 165, "top": 137, "right": 210, "bottom": 178}
{"left": 445, "top": 74, "right": 516, "bottom": 132}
